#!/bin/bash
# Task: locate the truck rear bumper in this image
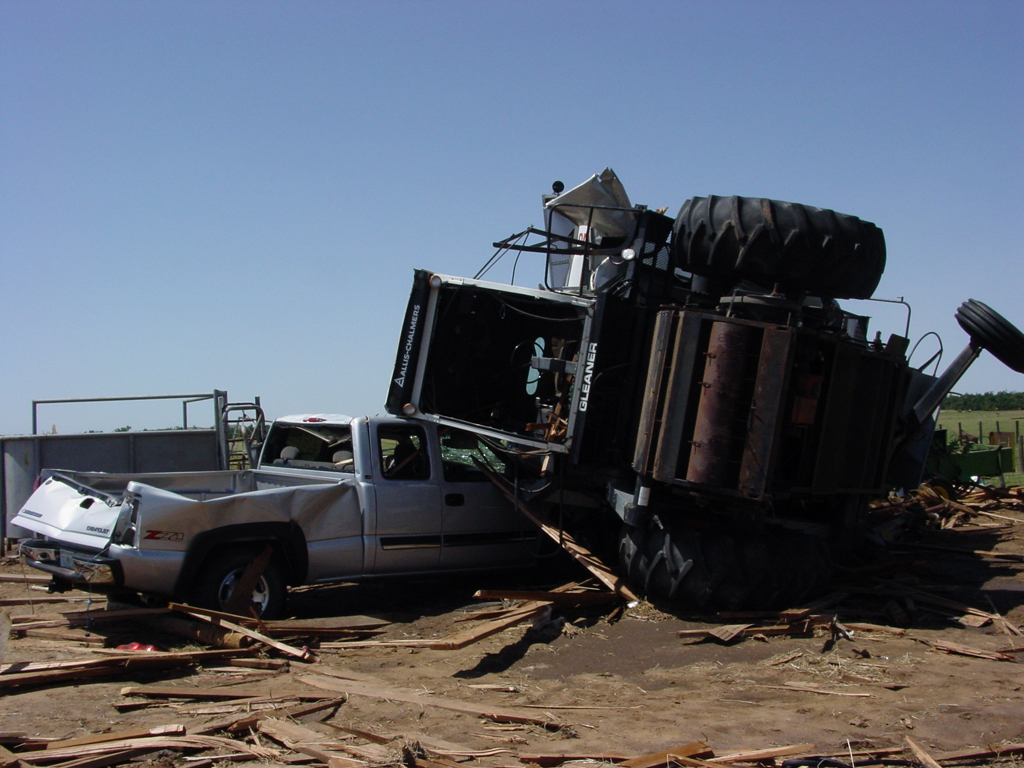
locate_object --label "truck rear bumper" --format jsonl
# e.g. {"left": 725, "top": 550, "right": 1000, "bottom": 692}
{"left": 20, "top": 539, "right": 122, "bottom": 587}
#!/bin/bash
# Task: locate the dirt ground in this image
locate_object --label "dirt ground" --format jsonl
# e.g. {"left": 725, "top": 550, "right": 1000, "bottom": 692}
{"left": 2, "top": 499, "right": 1024, "bottom": 766}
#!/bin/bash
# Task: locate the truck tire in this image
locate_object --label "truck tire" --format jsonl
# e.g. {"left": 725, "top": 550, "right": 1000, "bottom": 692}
{"left": 193, "top": 546, "right": 287, "bottom": 620}
{"left": 672, "top": 195, "right": 886, "bottom": 300}
{"left": 618, "top": 519, "right": 832, "bottom": 610}
{"left": 955, "top": 299, "right": 1024, "bottom": 373}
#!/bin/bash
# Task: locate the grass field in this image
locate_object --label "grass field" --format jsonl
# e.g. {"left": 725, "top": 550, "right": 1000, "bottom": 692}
{"left": 935, "top": 408, "right": 1024, "bottom": 442}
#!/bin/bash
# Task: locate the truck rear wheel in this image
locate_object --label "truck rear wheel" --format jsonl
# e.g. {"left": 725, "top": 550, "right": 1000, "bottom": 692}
{"left": 672, "top": 195, "right": 885, "bottom": 300}
{"left": 193, "top": 546, "right": 287, "bottom": 620}
{"left": 618, "top": 519, "right": 832, "bottom": 610}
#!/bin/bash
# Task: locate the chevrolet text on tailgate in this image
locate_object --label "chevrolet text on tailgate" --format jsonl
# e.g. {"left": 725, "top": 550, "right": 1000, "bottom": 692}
{"left": 15, "top": 414, "right": 537, "bottom": 618}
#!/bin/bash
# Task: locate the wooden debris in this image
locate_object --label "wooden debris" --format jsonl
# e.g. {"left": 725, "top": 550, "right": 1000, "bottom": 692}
{"left": 0, "top": 596, "right": 100, "bottom": 607}
{"left": 710, "top": 744, "right": 819, "bottom": 763}
{"left": 620, "top": 741, "right": 714, "bottom": 768}
{"left": 298, "top": 673, "right": 567, "bottom": 730}
{"left": 779, "top": 591, "right": 849, "bottom": 622}
{"left": 44, "top": 725, "right": 186, "bottom": 751}
{"left": 186, "top": 696, "right": 344, "bottom": 734}
{"left": 429, "top": 602, "right": 552, "bottom": 650}
{"left": 933, "top": 742, "right": 1024, "bottom": 762}
{"left": 258, "top": 717, "right": 392, "bottom": 763}
{"left": 169, "top": 603, "right": 316, "bottom": 661}
{"left": 924, "top": 639, "right": 1016, "bottom": 661}
{"left": 706, "top": 624, "right": 752, "bottom": 643}
{"left": 903, "top": 735, "right": 943, "bottom": 768}
{"left": 0, "top": 648, "right": 255, "bottom": 691}
{"left": 54, "top": 735, "right": 276, "bottom": 762}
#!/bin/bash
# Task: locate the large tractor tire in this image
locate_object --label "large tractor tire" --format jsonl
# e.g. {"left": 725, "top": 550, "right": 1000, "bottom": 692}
{"left": 672, "top": 195, "right": 886, "bottom": 300}
{"left": 618, "top": 518, "right": 833, "bottom": 610}
{"left": 955, "top": 299, "right": 1024, "bottom": 374}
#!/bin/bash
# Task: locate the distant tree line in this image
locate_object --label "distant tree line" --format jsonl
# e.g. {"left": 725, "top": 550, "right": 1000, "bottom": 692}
{"left": 941, "top": 391, "right": 1024, "bottom": 411}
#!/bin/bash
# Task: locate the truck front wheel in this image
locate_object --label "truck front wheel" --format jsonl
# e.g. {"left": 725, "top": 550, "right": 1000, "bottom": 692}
{"left": 193, "top": 546, "right": 287, "bottom": 620}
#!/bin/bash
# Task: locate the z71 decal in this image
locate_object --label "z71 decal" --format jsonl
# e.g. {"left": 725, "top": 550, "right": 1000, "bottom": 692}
{"left": 143, "top": 530, "right": 184, "bottom": 542}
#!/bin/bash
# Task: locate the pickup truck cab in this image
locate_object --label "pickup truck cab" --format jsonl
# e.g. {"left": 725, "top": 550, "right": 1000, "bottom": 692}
{"left": 15, "top": 414, "right": 537, "bottom": 618}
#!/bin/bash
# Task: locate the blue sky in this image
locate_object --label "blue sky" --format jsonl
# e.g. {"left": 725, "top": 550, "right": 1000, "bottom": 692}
{"left": 2, "top": 1, "right": 1022, "bottom": 435}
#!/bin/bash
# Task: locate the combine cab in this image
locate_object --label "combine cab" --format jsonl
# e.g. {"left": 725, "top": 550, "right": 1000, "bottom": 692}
{"left": 388, "top": 169, "right": 1024, "bottom": 608}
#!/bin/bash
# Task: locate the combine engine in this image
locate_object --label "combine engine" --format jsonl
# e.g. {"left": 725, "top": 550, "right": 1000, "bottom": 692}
{"left": 387, "top": 169, "right": 1024, "bottom": 608}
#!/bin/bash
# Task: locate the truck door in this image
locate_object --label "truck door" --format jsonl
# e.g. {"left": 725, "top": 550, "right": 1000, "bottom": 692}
{"left": 437, "top": 428, "right": 536, "bottom": 570}
{"left": 369, "top": 421, "right": 443, "bottom": 573}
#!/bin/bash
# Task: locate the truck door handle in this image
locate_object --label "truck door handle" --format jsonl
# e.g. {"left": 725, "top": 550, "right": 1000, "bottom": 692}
{"left": 445, "top": 493, "right": 465, "bottom": 507}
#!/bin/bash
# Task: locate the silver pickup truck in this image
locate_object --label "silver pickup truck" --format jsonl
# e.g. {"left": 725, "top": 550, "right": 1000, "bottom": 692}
{"left": 14, "top": 414, "right": 537, "bottom": 618}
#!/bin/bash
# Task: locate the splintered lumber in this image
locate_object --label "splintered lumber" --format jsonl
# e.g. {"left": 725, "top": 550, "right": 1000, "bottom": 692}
{"left": 477, "top": 464, "right": 638, "bottom": 601}
{"left": 0, "top": 596, "right": 99, "bottom": 607}
{"left": 206, "top": 696, "right": 345, "bottom": 735}
{"left": 45, "top": 725, "right": 186, "bottom": 751}
{"left": 710, "top": 744, "right": 818, "bottom": 763}
{"left": 924, "top": 639, "right": 1016, "bottom": 661}
{"left": 17, "top": 629, "right": 107, "bottom": 646}
{"left": 63, "top": 608, "right": 169, "bottom": 626}
{"left": 0, "top": 648, "right": 253, "bottom": 691}
{"left": 299, "top": 673, "right": 567, "bottom": 730}
{"left": 34, "top": 734, "right": 279, "bottom": 762}
{"left": 258, "top": 718, "right": 391, "bottom": 763}
{"left": 27, "top": 748, "right": 159, "bottom": 768}
{"left": 120, "top": 682, "right": 316, "bottom": 701}
{"left": 620, "top": 741, "right": 714, "bottom": 768}
{"left": 933, "top": 743, "right": 1024, "bottom": 762}
{"left": 429, "top": 602, "right": 552, "bottom": 650}
{"left": 903, "top": 736, "right": 942, "bottom": 768}
{"left": 169, "top": 603, "right": 316, "bottom": 661}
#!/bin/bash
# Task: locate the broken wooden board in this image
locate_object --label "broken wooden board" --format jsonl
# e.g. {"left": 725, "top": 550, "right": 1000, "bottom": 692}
{"left": 778, "top": 591, "right": 850, "bottom": 622}
{"left": 44, "top": 725, "right": 186, "bottom": 751}
{"left": 298, "top": 673, "right": 567, "bottom": 730}
{"left": 903, "top": 735, "right": 942, "bottom": 768}
{"left": 619, "top": 740, "right": 714, "bottom": 768}
{"left": 709, "top": 743, "right": 818, "bottom": 763}
{"left": 429, "top": 602, "right": 552, "bottom": 650}
{"left": 924, "top": 638, "right": 1017, "bottom": 662}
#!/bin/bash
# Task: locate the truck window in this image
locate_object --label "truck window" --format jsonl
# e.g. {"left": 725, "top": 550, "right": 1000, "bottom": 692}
{"left": 439, "top": 428, "right": 506, "bottom": 482}
{"left": 264, "top": 424, "right": 354, "bottom": 471}
{"left": 379, "top": 425, "right": 430, "bottom": 480}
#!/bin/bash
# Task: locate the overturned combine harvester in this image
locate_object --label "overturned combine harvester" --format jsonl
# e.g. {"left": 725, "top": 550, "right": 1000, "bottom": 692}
{"left": 387, "top": 170, "right": 1024, "bottom": 609}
